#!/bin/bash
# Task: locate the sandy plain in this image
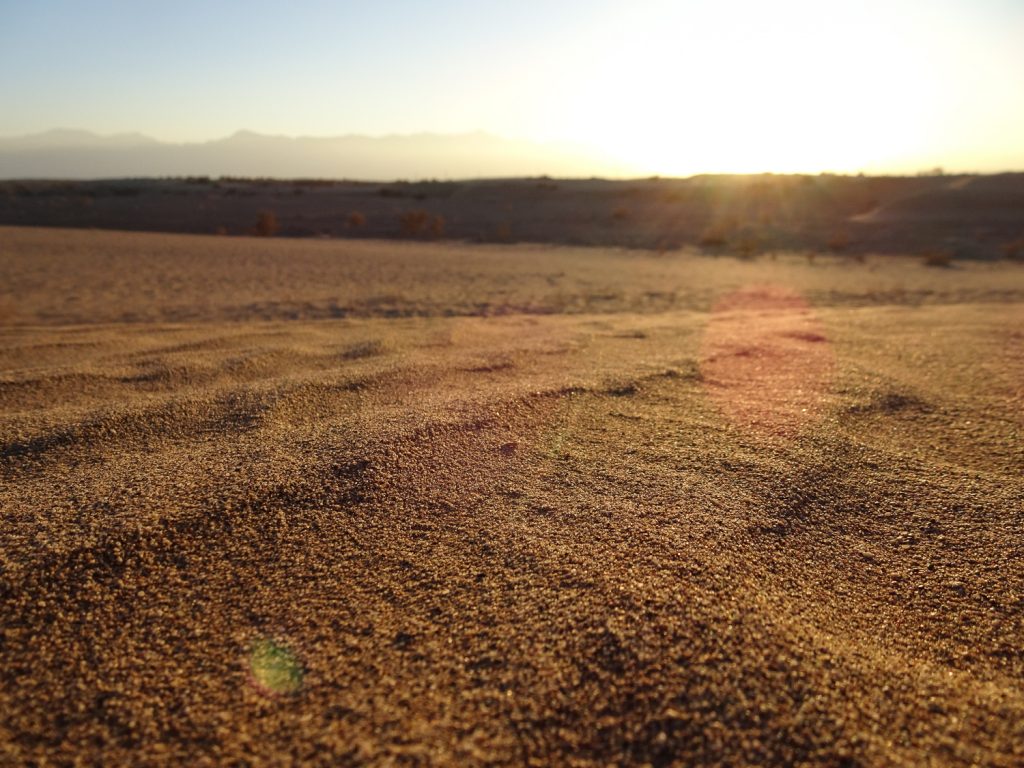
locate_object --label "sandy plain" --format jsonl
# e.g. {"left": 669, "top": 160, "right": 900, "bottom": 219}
{"left": 1, "top": 226, "right": 1022, "bottom": 766}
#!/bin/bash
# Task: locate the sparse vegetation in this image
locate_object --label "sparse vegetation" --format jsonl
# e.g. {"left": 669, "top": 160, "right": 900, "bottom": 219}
{"left": 3, "top": 175, "right": 1023, "bottom": 258}
{"left": 492, "top": 223, "right": 512, "bottom": 242}
{"left": 827, "top": 229, "right": 850, "bottom": 252}
{"left": 398, "top": 210, "right": 444, "bottom": 238}
{"left": 398, "top": 210, "right": 429, "bottom": 237}
{"left": 698, "top": 222, "right": 730, "bottom": 248}
{"left": 733, "top": 232, "right": 762, "bottom": 259}
{"left": 254, "top": 210, "right": 279, "bottom": 237}
{"left": 1002, "top": 237, "right": 1024, "bottom": 262}
{"left": 429, "top": 214, "right": 445, "bottom": 238}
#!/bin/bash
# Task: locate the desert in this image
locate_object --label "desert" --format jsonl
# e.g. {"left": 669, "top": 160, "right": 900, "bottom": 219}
{"left": 1, "top": 224, "right": 1022, "bottom": 765}
{"left": 4, "top": 0, "right": 1024, "bottom": 764}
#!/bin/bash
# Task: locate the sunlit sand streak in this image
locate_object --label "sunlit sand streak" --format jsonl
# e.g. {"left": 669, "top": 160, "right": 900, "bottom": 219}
{"left": 699, "top": 285, "right": 835, "bottom": 438}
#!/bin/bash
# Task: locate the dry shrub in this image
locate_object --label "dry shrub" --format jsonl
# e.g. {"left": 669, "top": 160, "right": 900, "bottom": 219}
{"left": 827, "top": 229, "right": 850, "bottom": 252}
{"left": 347, "top": 211, "right": 367, "bottom": 229}
{"left": 397, "top": 211, "right": 444, "bottom": 238}
{"left": 733, "top": 233, "right": 762, "bottom": 259}
{"left": 698, "top": 223, "right": 730, "bottom": 248}
{"left": 254, "top": 211, "right": 278, "bottom": 237}
{"left": 922, "top": 250, "right": 953, "bottom": 268}
{"left": 611, "top": 207, "right": 630, "bottom": 222}
{"left": 1002, "top": 237, "right": 1024, "bottom": 262}
{"left": 429, "top": 215, "right": 445, "bottom": 238}
{"left": 493, "top": 223, "right": 512, "bottom": 242}
{"left": 399, "top": 210, "right": 429, "bottom": 237}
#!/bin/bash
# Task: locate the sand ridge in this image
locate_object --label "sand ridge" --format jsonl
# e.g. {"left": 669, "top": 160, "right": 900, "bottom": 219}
{"left": 1, "top": 226, "right": 1023, "bottom": 765}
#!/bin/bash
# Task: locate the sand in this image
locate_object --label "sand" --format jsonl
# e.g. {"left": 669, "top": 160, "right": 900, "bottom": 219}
{"left": 1, "top": 226, "right": 1023, "bottom": 766}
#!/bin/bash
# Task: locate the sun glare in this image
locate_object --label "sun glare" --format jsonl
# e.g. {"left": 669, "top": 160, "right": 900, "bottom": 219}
{"left": 551, "top": 0, "right": 941, "bottom": 175}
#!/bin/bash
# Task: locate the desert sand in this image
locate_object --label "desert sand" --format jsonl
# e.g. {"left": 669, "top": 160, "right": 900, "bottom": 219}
{"left": 1, "top": 226, "right": 1022, "bottom": 765}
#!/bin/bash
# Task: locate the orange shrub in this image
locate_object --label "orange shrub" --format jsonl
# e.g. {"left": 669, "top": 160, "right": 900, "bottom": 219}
{"left": 399, "top": 210, "right": 429, "bottom": 237}
{"left": 429, "top": 215, "right": 445, "bottom": 238}
{"left": 1002, "top": 237, "right": 1024, "bottom": 261}
{"left": 254, "top": 211, "right": 278, "bottom": 237}
{"left": 827, "top": 229, "right": 850, "bottom": 252}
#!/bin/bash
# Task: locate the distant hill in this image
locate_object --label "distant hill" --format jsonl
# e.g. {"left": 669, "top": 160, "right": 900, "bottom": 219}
{"left": 0, "top": 129, "right": 625, "bottom": 181}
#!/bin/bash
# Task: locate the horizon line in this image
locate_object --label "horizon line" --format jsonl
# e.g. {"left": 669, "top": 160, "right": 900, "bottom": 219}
{"left": 2, "top": 128, "right": 1022, "bottom": 179}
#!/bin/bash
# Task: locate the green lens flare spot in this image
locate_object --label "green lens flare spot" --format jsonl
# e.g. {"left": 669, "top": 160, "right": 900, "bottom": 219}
{"left": 250, "top": 638, "right": 304, "bottom": 696}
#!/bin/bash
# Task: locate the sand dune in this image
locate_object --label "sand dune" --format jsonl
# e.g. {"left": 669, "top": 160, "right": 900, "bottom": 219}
{"left": 1, "top": 227, "right": 1023, "bottom": 765}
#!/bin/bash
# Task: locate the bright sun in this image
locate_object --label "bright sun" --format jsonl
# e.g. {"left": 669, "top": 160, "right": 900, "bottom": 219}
{"left": 548, "top": 0, "right": 940, "bottom": 176}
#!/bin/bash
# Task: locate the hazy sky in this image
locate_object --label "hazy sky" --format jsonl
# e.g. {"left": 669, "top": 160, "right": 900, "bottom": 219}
{"left": 2, "top": 0, "right": 1022, "bottom": 175}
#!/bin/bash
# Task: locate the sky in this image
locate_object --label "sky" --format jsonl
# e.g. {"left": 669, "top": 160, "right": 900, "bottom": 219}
{"left": 2, "top": 0, "right": 1023, "bottom": 176}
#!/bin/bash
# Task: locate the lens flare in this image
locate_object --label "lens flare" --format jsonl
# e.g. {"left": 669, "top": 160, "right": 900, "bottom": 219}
{"left": 249, "top": 638, "right": 304, "bottom": 697}
{"left": 699, "top": 284, "right": 835, "bottom": 437}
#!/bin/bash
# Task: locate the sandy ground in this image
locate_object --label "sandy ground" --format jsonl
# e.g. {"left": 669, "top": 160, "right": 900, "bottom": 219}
{"left": 1, "top": 226, "right": 1023, "bottom": 766}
